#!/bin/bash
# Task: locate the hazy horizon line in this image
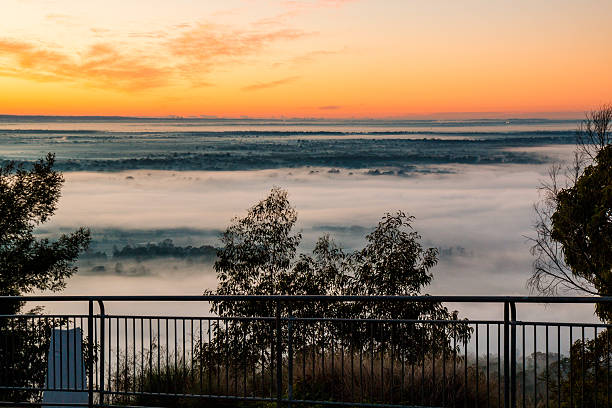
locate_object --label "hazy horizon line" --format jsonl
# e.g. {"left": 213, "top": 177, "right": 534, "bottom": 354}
{"left": 0, "top": 112, "right": 584, "bottom": 121}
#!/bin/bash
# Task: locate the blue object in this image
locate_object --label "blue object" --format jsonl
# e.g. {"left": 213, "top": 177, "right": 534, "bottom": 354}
{"left": 42, "top": 328, "right": 88, "bottom": 407}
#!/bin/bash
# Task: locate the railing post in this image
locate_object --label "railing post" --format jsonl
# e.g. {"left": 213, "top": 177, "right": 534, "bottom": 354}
{"left": 98, "top": 300, "right": 106, "bottom": 406}
{"left": 510, "top": 302, "right": 517, "bottom": 408}
{"left": 276, "top": 300, "right": 283, "bottom": 407}
{"left": 504, "top": 302, "right": 509, "bottom": 408}
{"left": 88, "top": 300, "right": 94, "bottom": 408}
{"left": 288, "top": 315, "right": 294, "bottom": 408}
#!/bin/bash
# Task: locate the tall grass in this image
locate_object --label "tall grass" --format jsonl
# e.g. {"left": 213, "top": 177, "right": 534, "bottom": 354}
{"left": 107, "top": 346, "right": 501, "bottom": 407}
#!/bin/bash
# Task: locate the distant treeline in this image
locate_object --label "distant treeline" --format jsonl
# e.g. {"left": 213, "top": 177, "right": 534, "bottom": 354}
{"left": 80, "top": 239, "right": 217, "bottom": 261}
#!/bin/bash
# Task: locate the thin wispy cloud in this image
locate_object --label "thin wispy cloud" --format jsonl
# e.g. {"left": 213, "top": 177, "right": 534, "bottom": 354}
{"left": 282, "top": 0, "right": 358, "bottom": 10}
{"left": 0, "top": 20, "right": 309, "bottom": 92}
{"left": 168, "top": 23, "right": 307, "bottom": 63}
{"left": 242, "top": 76, "right": 300, "bottom": 91}
{"left": 0, "top": 39, "right": 170, "bottom": 91}
{"left": 271, "top": 49, "right": 340, "bottom": 69}
{"left": 45, "top": 13, "right": 73, "bottom": 23}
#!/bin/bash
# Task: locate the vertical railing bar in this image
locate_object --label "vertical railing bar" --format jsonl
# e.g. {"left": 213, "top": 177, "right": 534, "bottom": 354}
{"left": 157, "top": 319, "right": 160, "bottom": 393}
{"left": 132, "top": 317, "right": 136, "bottom": 395}
{"left": 431, "top": 322, "right": 435, "bottom": 407}
{"left": 487, "top": 323, "right": 490, "bottom": 408}
{"left": 534, "top": 324, "right": 537, "bottom": 408}
{"left": 464, "top": 325, "right": 468, "bottom": 408}
{"left": 108, "top": 317, "right": 113, "bottom": 395}
{"left": 341, "top": 320, "right": 345, "bottom": 404}
{"left": 400, "top": 322, "right": 405, "bottom": 405}
{"left": 165, "top": 318, "right": 169, "bottom": 389}
{"left": 190, "top": 318, "right": 193, "bottom": 388}
{"left": 442, "top": 322, "right": 446, "bottom": 408}
{"left": 288, "top": 315, "right": 294, "bottom": 408}
{"left": 1, "top": 316, "right": 5, "bottom": 388}
{"left": 26, "top": 316, "right": 31, "bottom": 389}
{"left": 262, "top": 321, "right": 266, "bottom": 398}
{"left": 140, "top": 318, "right": 144, "bottom": 394}
{"left": 124, "top": 317, "right": 127, "bottom": 394}
{"left": 65, "top": 318, "right": 69, "bottom": 390}
{"left": 233, "top": 321, "right": 238, "bottom": 397}
{"left": 510, "top": 302, "right": 516, "bottom": 408}
{"left": 522, "top": 323, "right": 525, "bottom": 408}
{"left": 453, "top": 327, "right": 456, "bottom": 408}
{"left": 233, "top": 322, "right": 238, "bottom": 397}
{"left": 12, "top": 318, "right": 16, "bottom": 388}
{"left": 275, "top": 300, "right": 282, "bottom": 408}
{"left": 243, "top": 320, "right": 247, "bottom": 398}
{"left": 359, "top": 320, "right": 364, "bottom": 403}
{"left": 595, "top": 326, "right": 598, "bottom": 408}
{"left": 182, "top": 319, "right": 186, "bottom": 388}
{"left": 90, "top": 316, "right": 94, "bottom": 392}
{"left": 498, "top": 322, "right": 501, "bottom": 407}
{"left": 381, "top": 323, "right": 385, "bottom": 404}
{"left": 88, "top": 301, "right": 94, "bottom": 408}
{"left": 60, "top": 317, "right": 63, "bottom": 390}
{"left": 422, "top": 323, "right": 426, "bottom": 407}
{"left": 73, "top": 316, "right": 77, "bottom": 391}
{"left": 97, "top": 300, "right": 105, "bottom": 406}
{"left": 332, "top": 319, "right": 335, "bottom": 402}
{"left": 372, "top": 321, "right": 376, "bottom": 405}
{"left": 606, "top": 326, "right": 610, "bottom": 406}
{"left": 270, "top": 319, "right": 274, "bottom": 398}
{"left": 174, "top": 318, "right": 178, "bottom": 387}
{"left": 116, "top": 318, "right": 120, "bottom": 395}
{"left": 199, "top": 319, "right": 203, "bottom": 395}
{"left": 476, "top": 323, "right": 479, "bottom": 407}
{"left": 351, "top": 320, "right": 355, "bottom": 403}
{"left": 225, "top": 320, "right": 229, "bottom": 396}
{"left": 504, "top": 302, "right": 509, "bottom": 408}
{"left": 569, "top": 326, "right": 573, "bottom": 408}
{"left": 322, "top": 321, "right": 326, "bottom": 393}
{"left": 546, "top": 324, "right": 549, "bottom": 408}
{"left": 262, "top": 320, "right": 266, "bottom": 398}
{"left": 557, "top": 325, "right": 561, "bottom": 408}
{"left": 208, "top": 319, "right": 212, "bottom": 395}
{"left": 581, "top": 325, "right": 585, "bottom": 408}
{"left": 149, "top": 318, "right": 153, "bottom": 394}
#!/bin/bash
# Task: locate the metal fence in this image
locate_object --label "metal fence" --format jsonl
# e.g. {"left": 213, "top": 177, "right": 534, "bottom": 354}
{"left": 0, "top": 295, "right": 611, "bottom": 407}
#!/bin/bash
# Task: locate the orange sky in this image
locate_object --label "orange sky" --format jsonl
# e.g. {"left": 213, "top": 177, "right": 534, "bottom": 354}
{"left": 1, "top": 0, "right": 611, "bottom": 118}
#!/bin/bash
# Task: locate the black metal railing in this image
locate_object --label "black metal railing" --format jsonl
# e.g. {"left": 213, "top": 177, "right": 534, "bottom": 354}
{"left": 0, "top": 295, "right": 611, "bottom": 407}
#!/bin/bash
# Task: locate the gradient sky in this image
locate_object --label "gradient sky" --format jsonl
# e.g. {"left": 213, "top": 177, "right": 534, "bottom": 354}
{"left": 1, "top": 0, "right": 611, "bottom": 117}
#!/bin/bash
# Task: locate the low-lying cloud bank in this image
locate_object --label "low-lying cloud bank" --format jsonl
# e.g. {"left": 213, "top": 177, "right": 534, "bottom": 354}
{"left": 45, "top": 163, "right": 552, "bottom": 288}
{"left": 36, "top": 159, "right": 602, "bottom": 322}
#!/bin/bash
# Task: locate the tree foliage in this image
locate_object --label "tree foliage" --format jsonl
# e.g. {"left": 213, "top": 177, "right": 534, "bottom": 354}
{"left": 552, "top": 145, "right": 612, "bottom": 319}
{"left": 205, "top": 187, "right": 470, "bottom": 367}
{"left": 0, "top": 153, "right": 90, "bottom": 400}
{"left": 529, "top": 105, "right": 612, "bottom": 320}
{"left": 0, "top": 154, "right": 90, "bottom": 313}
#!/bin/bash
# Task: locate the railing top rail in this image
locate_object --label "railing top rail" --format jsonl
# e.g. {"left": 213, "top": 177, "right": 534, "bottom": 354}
{"left": 1, "top": 294, "right": 612, "bottom": 303}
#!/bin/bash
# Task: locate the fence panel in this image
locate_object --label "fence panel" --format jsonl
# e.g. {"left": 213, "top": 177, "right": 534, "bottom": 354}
{"left": 0, "top": 295, "right": 611, "bottom": 408}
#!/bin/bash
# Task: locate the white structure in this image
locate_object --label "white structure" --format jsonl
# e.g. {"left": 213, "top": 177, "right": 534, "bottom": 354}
{"left": 42, "top": 328, "right": 88, "bottom": 407}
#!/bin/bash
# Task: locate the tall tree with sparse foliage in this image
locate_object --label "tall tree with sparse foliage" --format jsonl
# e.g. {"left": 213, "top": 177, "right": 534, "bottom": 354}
{"left": 528, "top": 105, "right": 612, "bottom": 320}
{"left": 205, "top": 187, "right": 470, "bottom": 369}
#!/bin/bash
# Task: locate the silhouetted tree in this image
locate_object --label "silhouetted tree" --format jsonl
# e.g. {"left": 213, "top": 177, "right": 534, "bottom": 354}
{"left": 204, "top": 187, "right": 470, "bottom": 370}
{"left": 528, "top": 105, "right": 612, "bottom": 321}
{"left": 0, "top": 153, "right": 90, "bottom": 401}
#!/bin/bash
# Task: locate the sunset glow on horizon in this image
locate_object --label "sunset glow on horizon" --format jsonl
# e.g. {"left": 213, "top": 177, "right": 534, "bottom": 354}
{"left": 1, "top": 0, "right": 611, "bottom": 118}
